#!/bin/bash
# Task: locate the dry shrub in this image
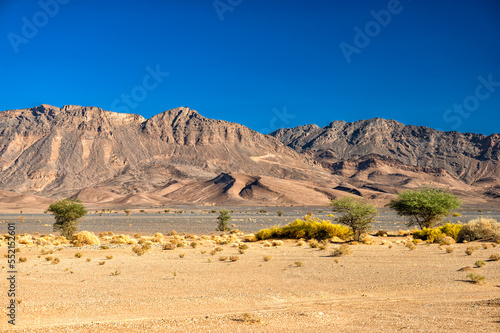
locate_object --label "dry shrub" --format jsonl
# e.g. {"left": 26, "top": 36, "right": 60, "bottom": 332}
{"left": 362, "top": 236, "right": 374, "bottom": 245}
{"left": 490, "top": 253, "right": 500, "bottom": 261}
{"left": 19, "top": 257, "right": 27, "bottom": 263}
{"left": 465, "top": 246, "right": 476, "bottom": 255}
{"left": 72, "top": 231, "right": 100, "bottom": 246}
{"left": 151, "top": 233, "right": 164, "bottom": 243}
{"left": 163, "top": 243, "right": 175, "bottom": 250}
{"left": 262, "top": 241, "right": 272, "bottom": 247}
{"left": 190, "top": 242, "right": 198, "bottom": 248}
{"left": 230, "top": 256, "right": 239, "bottom": 262}
{"left": 18, "top": 235, "right": 33, "bottom": 245}
{"left": 398, "top": 230, "right": 410, "bottom": 236}
{"left": 99, "top": 261, "right": 105, "bottom": 265}
{"left": 309, "top": 240, "right": 319, "bottom": 248}
{"left": 445, "top": 246, "right": 454, "bottom": 253}
{"left": 295, "top": 261, "right": 303, "bottom": 267}
{"left": 483, "top": 244, "right": 492, "bottom": 250}
{"left": 101, "top": 245, "right": 110, "bottom": 250}
{"left": 406, "top": 242, "right": 417, "bottom": 251}
{"left": 374, "top": 230, "right": 388, "bottom": 237}
{"left": 457, "top": 218, "right": 500, "bottom": 243}
{"left": 75, "top": 252, "right": 83, "bottom": 258}
{"left": 297, "top": 240, "right": 305, "bottom": 246}
{"left": 439, "top": 236, "right": 455, "bottom": 246}
{"left": 331, "top": 244, "right": 352, "bottom": 257}
{"left": 219, "top": 256, "right": 228, "bottom": 261}
{"left": 179, "top": 253, "right": 185, "bottom": 258}
{"left": 106, "top": 255, "right": 113, "bottom": 260}
{"left": 271, "top": 240, "right": 283, "bottom": 247}
{"left": 110, "top": 234, "right": 134, "bottom": 244}
{"left": 132, "top": 244, "right": 150, "bottom": 256}
{"left": 263, "top": 255, "right": 272, "bottom": 262}
{"left": 51, "top": 257, "right": 60, "bottom": 265}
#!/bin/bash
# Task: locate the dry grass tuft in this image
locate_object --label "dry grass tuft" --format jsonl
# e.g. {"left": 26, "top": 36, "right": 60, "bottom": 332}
{"left": 263, "top": 255, "right": 272, "bottom": 262}
{"left": 241, "top": 313, "right": 262, "bottom": 324}
{"left": 445, "top": 246, "right": 454, "bottom": 253}
{"left": 489, "top": 253, "right": 500, "bottom": 261}
{"left": 72, "top": 231, "right": 100, "bottom": 246}
{"left": 331, "top": 244, "right": 352, "bottom": 257}
{"left": 75, "top": 252, "right": 83, "bottom": 258}
{"left": 230, "top": 256, "right": 239, "bottom": 262}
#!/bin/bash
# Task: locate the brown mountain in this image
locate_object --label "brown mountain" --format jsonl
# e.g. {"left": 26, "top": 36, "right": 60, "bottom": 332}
{"left": 271, "top": 118, "right": 500, "bottom": 202}
{"left": 0, "top": 104, "right": 337, "bottom": 206}
{"left": 0, "top": 106, "right": 499, "bottom": 208}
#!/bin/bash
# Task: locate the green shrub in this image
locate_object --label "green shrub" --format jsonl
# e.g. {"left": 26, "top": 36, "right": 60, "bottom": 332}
{"left": 255, "top": 216, "right": 351, "bottom": 241}
{"left": 467, "top": 273, "right": 486, "bottom": 284}
{"left": 474, "top": 260, "right": 486, "bottom": 268}
{"left": 412, "top": 223, "right": 463, "bottom": 243}
{"left": 457, "top": 218, "right": 500, "bottom": 243}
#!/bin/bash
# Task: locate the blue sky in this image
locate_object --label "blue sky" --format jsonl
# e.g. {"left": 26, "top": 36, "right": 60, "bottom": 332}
{"left": 1, "top": 0, "right": 500, "bottom": 134}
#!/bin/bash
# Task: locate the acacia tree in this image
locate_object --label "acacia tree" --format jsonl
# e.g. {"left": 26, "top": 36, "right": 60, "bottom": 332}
{"left": 47, "top": 199, "right": 87, "bottom": 238}
{"left": 216, "top": 209, "right": 231, "bottom": 231}
{"left": 331, "top": 197, "right": 378, "bottom": 241}
{"left": 387, "top": 188, "right": 461, "bottom": 229}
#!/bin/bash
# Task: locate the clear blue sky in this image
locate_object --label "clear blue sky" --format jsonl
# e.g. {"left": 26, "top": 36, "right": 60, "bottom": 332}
{"left": 1, "top": 0, "right": 500, "bottom": 134}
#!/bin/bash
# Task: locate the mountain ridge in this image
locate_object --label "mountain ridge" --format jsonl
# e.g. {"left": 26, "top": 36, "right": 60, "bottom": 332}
{"left": 0, "top": 104, "right": 498, "bottom": 207}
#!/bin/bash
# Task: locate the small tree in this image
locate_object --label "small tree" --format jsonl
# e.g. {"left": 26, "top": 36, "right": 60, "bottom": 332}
{"left": 331, "top": 197, "right": 378, "bottom": 241}
{"left": 47, "top": 199, "right": 87, "bottom": 238}
{"left": 277, "top": 210, "right": 284, "bottom": 217}
{"left": 387, "top": 187, "right": 461, "bottom": 229}
{"left": 216, "top": 209, "right": 231, "bottom": 231}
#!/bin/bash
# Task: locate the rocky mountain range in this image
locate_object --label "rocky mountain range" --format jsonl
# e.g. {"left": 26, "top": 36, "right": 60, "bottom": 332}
{"left": 0, "top": 104, "right": 498, "bottom": 209}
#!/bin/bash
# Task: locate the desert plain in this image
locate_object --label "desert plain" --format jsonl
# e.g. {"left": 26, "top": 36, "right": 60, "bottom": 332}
{"left": 0, "top": 208, "right": 499, "bottom": 332}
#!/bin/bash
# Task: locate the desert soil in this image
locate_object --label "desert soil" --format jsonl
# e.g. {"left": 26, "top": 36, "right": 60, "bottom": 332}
{"left": 1, "top": 233, "right": 499, "bottom": 332}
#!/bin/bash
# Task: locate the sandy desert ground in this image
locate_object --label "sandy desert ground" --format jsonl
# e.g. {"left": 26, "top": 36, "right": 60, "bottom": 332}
{"left": 1, "top": 230, "right": 499, "bottom": 332}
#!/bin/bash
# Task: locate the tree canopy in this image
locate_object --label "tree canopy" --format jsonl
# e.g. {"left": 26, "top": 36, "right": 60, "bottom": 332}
{"left": 387, "top": 188, "right": 461, "bottom": 229}
{"left": 47, "top": 199, "right": 87, "bottom": 238}
{"left": 331, "top": 197, "right": 378, "bottom": 241}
